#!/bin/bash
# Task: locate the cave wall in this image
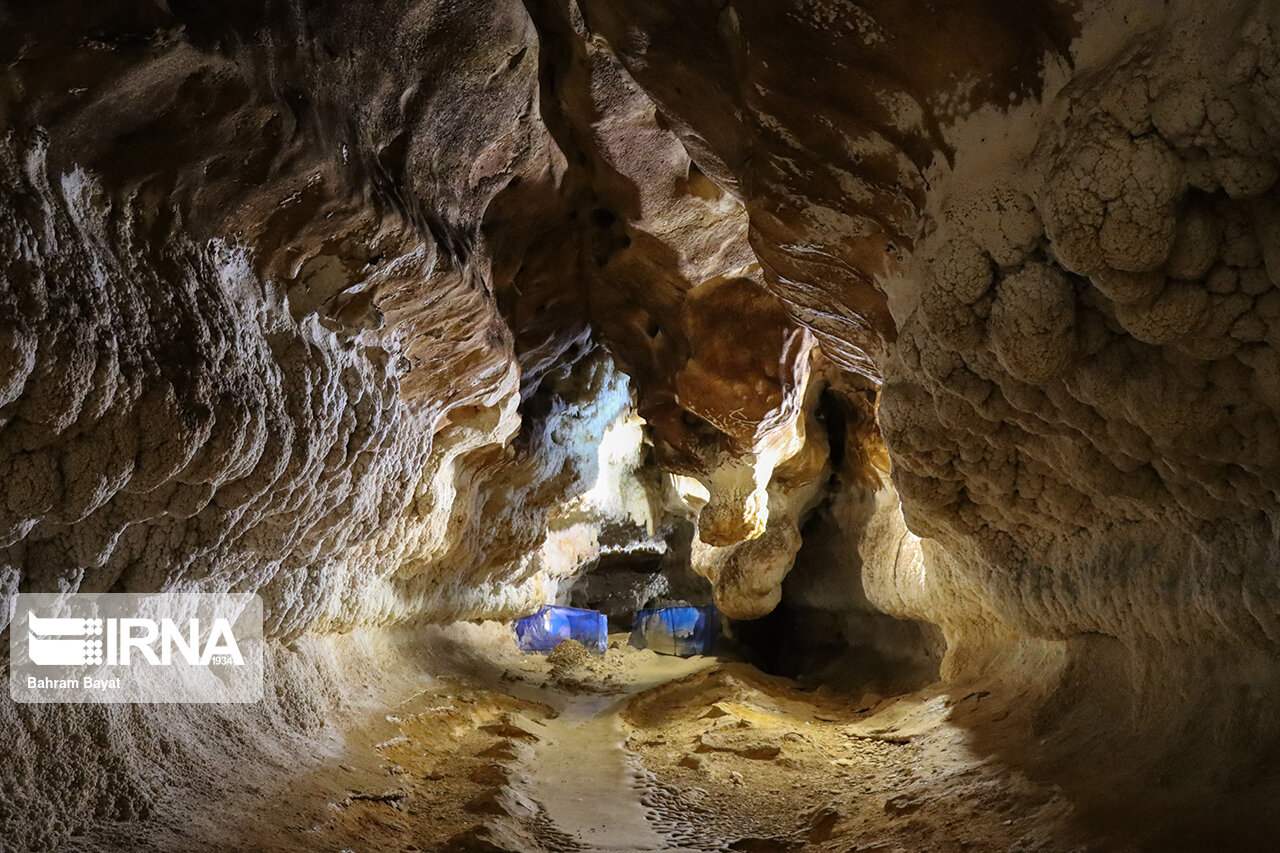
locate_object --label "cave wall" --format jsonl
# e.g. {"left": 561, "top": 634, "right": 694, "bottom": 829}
{"left": 882, "top": 1, "right": 1280, "bottom": 655}
{"left": 0, "top": 0, "right": 658, "bottom": 638}
{"left": 5, "top": 0, "right": 1278, "bottom": 696}
{"left": 574, "top": 4, "right": 1280, "bottom": 830}
{"left": 1, "top": 0, "right": 844, "bottom": 629}
{"left": 579, "top": 0, "right": 1280, "bottom": 667}
{"left": 0, "top": 3, "right": 836, "bottom": 836}
{"left": 0, "top": 122, "right": 644, "bottom": 638}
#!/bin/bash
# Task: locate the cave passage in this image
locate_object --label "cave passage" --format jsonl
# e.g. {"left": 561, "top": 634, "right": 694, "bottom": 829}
{"left": 5, "top": 1, "right": 1280, "bottom": 851}
{"left": 222, "top": 621, "right": 1057, "bottom": 853}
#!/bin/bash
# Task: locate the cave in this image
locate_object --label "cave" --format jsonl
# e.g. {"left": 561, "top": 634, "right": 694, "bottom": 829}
{"left": 4, "top": 1, "right": 1280, "bottom": 850}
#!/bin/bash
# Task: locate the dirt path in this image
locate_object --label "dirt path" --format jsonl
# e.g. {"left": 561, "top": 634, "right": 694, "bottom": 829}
{"left": 235, "top": 623, "right": 1111, "bottom": 852}
{"left": 521, "top": 688, "right": 674, "bottom": 850}
{"left": 483, "top": 638, "right": 718, "bottom": 850}
{"left": 516, "top": 684, "right": 780, "bottom": 853}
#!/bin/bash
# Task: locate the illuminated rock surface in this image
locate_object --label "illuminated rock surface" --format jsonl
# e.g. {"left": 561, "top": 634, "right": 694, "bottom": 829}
{"left": 3, "top": 0, "right": 1280, "bottom": 849}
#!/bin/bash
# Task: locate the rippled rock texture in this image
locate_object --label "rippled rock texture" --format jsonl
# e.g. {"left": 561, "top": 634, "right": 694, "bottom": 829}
{"left": 0, "top": 0, "right": 852, "bottom": 628}
{"left": 5, "top": 0, "right": 1280, "bottom": 847}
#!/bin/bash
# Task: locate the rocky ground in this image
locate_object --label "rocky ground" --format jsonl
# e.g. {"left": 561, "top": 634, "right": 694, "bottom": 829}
{"left": 227, "top": 623, "right": 1119, "bottom": 852}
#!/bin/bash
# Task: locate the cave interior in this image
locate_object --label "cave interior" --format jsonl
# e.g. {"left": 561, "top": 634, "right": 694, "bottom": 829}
{"left": 4, "top": 1, "right": 1280, "bottom": 851}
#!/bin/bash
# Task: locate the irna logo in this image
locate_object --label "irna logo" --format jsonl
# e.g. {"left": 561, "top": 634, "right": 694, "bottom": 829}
{"left": 9, "top": 593, "right": 264, "bottom": 704}
{"left": 27, "top": 613, "right": 245, "bottom": 667}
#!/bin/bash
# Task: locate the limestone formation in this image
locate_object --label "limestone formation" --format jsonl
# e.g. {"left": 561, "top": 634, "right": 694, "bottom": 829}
{"left": 5, "top": 0, "right": 1280, "bottom": 848}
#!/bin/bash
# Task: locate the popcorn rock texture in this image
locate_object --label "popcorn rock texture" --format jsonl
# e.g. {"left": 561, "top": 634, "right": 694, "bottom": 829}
{"left": 882, "top": 1, "right": 1280, "bottom": 651}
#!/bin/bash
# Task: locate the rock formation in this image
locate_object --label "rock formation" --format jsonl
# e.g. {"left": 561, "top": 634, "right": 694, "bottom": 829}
{"left": 3, "top": 0, "right": 1280, "bottom": 847}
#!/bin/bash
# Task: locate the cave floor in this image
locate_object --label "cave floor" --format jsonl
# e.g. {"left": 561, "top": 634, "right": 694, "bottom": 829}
{"left": 234, "top": 624, "right": 1104, "bottom": 853}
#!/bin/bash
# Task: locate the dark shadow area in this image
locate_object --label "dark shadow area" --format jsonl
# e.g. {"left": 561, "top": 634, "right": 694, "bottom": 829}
{"left": 931, "top": 633, "right": 1280, "bottom": 852}
{"left": 730, "top": 596, "right": 941, "bottom": 700}
{"left": 731, "top": 481, "right": 943, "bottom": 700}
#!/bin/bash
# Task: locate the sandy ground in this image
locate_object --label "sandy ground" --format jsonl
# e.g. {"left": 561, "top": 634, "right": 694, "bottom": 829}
{"left": 231, "top": 623, "right": 1115, "bottom": 852}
